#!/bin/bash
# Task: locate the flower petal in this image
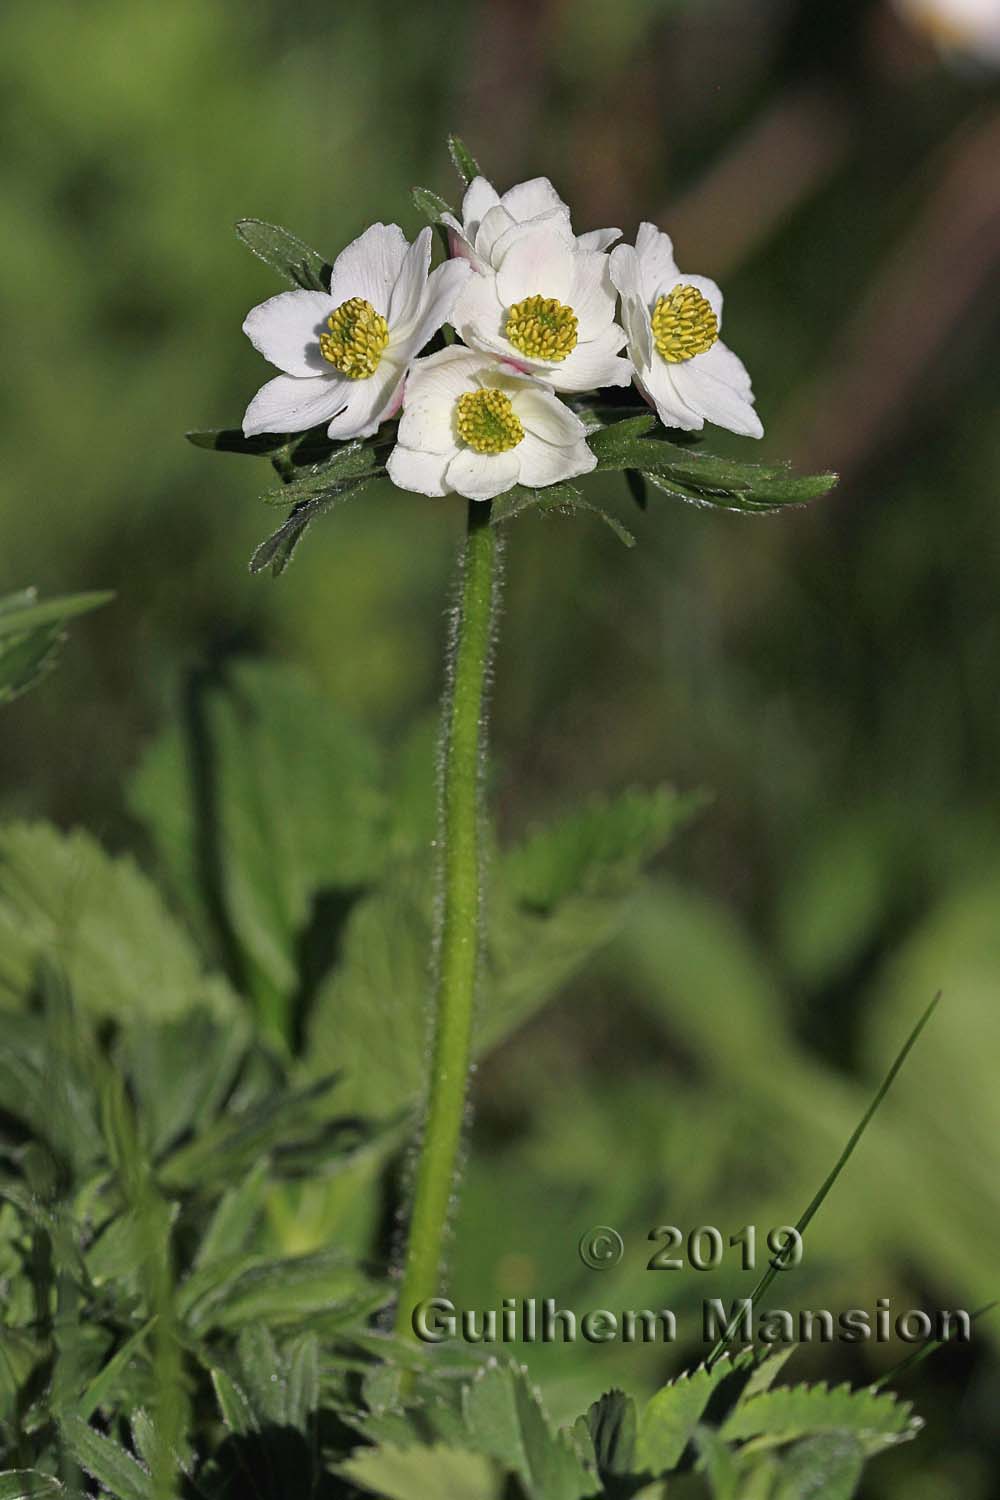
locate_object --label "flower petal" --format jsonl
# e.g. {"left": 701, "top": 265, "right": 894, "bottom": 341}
{"left": 545, "top": 324, "right": 632, "bottom": 393}
{"left": 516, "top": 432, "right": 597, "bottom": 488}
{"left": 243, "top": 290, "right": 335, "bottom": 377}
{"left": 387, "top": 443, "right": 455, "bottom": 497}
{"left": 393, "top": 257, "right": 471, "bottom": 356}
{"left": 325, "top": 359, "right": 405, "bottom": 441}
{"left": 453, "top": 268, "right": 509, "bottom": 352}
{"left": 462, "top": 175, "right": 501, "bottom": 230}
{"left": 670, "top": 346, "right": 763, "bottom": 438}
{"left": 620, "top": 291, "right": 653, "bottom": 371}
{"left": 639, "top": 360, "right": 705, "bottom": 432}
{"left": 510, "top": 386, "right": 588, "bottom": 446}
{"left": 446, "top": 446, "right": 520, "bottom": 501}
{"left": 474, "top": 205, "right": 519, "bottom": 267}
{"left": 327, "top": 223, "right": 408, "bottom": 317}
{"left": 495, "top": 227, "right": 576, "bottom": 307}
{"left": 635, "top": 221, "right": 681, "bottom": 304}
{"left": 499, "top": 176, "right": 570, "bottom": 223}
{"left": 388, "top": 226, "right": 432, "bottom": 330}
{"left": 243, "top": 373, "right": 350, "bottom": 436}
{"left": 398, "top": 348, "right": 482, "bottom": 453}
{"left": 569, "top": 250, "right": 618, "bottom": 339}
{"left": 577, "top": 227, "right": 621, "bottom": 252}
{"left": 696, "top": 338, "right": 754, "bottom": 397}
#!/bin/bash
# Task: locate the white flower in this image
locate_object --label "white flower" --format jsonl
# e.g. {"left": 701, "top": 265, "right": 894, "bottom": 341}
{"left": 242, "top": 224, "right": 470, "bottom": 440}
{"left": 450, "top": 211, "right": 632, "bottom": 396}
{"left": 386, "top": 347, "right": 597, "bottom": 502}
{"left": 894, "top": 0, "right": 1000, "bottom": 62}
{"left": 442, "top": 174, "right": 620, "bottom": 269}
{"left": 610, "top": 224, "right": 763, "bottom": 440}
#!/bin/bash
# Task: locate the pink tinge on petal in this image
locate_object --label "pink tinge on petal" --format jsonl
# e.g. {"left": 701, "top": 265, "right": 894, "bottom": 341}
{"left": 498, "top": 356, "right": 534, "bottom": 376}
{"left": 385, "top": 379, "right": 406, "bottom": 420}
{"left": 449, "top": 229, "right": 476, "bottom": 263}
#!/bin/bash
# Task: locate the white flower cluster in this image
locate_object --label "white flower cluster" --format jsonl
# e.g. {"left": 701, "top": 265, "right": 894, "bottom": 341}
{"left": 242, "top": 176, "right": 762, "bottom": 503}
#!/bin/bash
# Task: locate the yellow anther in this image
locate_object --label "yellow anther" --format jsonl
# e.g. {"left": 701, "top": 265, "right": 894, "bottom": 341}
{"left": 651, "top": 284, "right": 718, "bottom": 364}
{"left": 456, "top": 388, "right": 525, "bottom": 455}
{"left": 505, "top": 294, "right": 578, "bottom": 363}
{"left": 319, "top": 296, "right": 390, "bottom": 379}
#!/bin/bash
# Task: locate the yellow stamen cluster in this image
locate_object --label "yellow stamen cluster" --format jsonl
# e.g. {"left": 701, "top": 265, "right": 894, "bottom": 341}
{"left": 505, "top": 294, "right": 578, "bottom": 363}
{"left": 319, "top": 296, "right": 389, "bottom": 379}
{"left": 651, "top": 284, "right": 718, "bottom": 364}
{"left": 456, "top": 388, "right": 525, "bottom": 455}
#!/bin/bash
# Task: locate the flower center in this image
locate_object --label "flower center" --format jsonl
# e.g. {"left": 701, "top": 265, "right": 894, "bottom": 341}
{"left": 651, "top": 285, "right": 718, "bottom": 364}
{"left": 456, "top": 388, "right": 525, "bottom": 455}
{"left": 505, "top": 294, "right": 578, "bottom": 363}
{"left": 319, "top": 297, "right": 390, "bottom": 379}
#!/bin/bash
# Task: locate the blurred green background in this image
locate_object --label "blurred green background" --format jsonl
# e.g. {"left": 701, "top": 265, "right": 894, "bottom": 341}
{"left": 2, "top": 0, "right": 999, "bottom": 1493}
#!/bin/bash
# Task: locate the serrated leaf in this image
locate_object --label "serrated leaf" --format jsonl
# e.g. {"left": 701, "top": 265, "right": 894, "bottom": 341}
{"left": 235, "top": 1325, "right": 286, "bottom": 1426}
{"left": 447, "top": 134, "right": 481, "bottom": 185}
{"left": 183, "top": 1248, "right": 376, "bottom": 1333}
{"left": 490, "top": 482, "right": 636, "bottom": 546}
{"left": 462, "top": 1363, "right": 594, "bottom": 1500}
{"left": 586, "top": 1389, "right": 638, "bottom": 1477}
{"left": 720, "top": 1383, "right": 920, "bottom": 1455}
{"left": 505, "top": 786, "right": 703, "bottom": 914}
{"left": 771, "top": 1432, "right": 865, "bottom": 1499}
{"left": 60, "top": 1416, "right": 153, "bottom": 1500}
{"left": 342, "top": 1443, "right": 501, "bottom": 1500}
{"left": 0, "top": 823, "right": 236, "bottom": 1022}
{"left": 636, "top": 1353, "right": 754, "bottom": 1475}
{"left": 234, "top": 218, "right": 331, "bottom": 292}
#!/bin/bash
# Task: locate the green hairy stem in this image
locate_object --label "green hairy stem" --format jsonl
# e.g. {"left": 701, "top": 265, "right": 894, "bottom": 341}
{"left": 394, "top": 499, "right": 500, "bottom": 1336}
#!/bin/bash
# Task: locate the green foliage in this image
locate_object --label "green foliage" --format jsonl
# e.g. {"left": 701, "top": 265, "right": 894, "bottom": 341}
{"left": 589, "top": 416, "right": 838, "bottom": 514}
{"left": 448, "top": 133, "right": 482, "bottom": 186}
{"left": 234, "top": 218, "right": 331, "bottom": 293}
{"left": 0, "top": 590, "right": 111, "bottom": 708}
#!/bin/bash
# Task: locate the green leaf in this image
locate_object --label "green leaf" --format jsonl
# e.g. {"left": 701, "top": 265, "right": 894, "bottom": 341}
{"left": 181, "top": 1247, "right": 378, "bottom": 1333}
{"left": 490, "top": 483, "right": 636, "bottom": 547}
{"left": 0, "top": 823, "right": 236, "bottom": 1022}
{"left": 693, "top": 1426, "right": 740, "bottom": 1500}
{"left": 210, "top": 1366, "right": 257, "bottom": 1436}
{"left": 285, "top": 1333, "right": 320, "bottom": 1434}
{"left": 720, "top": 1383, "right": 920, "bottom": 1455}
{"left": 192, "top": 1160, "right": 268, "bottom": 1270}
{"left": 771, "top": 1432, "right": 865, "bottom": 1500}
{"left": 72, "top": 1320, "right": 156, "bottom": 1422}
{"left": 234, "top": 218, "right": 331, "bottom": 292}
{"left": 588, "top": 418, "right": 837, "bottom": 514}
{"left": 447, "top": 133, "right": 481, "bottom": 185}
{"left": 636, "top": 1354, "right": 753, "bottom": 1475}
{"left": 505, "top": 786, "right": 703, "bottom": 914}
{"left": 342, "top": 1444, "right": 501, "bottom": 1500}
{"left": 0, "top": 589, "right": 111, "bottom": 707}
{"left": 462, "top": 1363, "right": 594, "bottom": 1500}
{"left": 185, "top": 428, "right": 293, "bottom": 456}
{"left": 60, "top": 1416, "right": 153, "bottom": 1500}
{"left": 234, "top": 1326, "right": 287, "bottom": 1426}
{"left": 0, "top": 1476, "right": 71, "bottom": 1500}
{"left": 260, "top": 441, "right": 384, "bottom": 503}
{"left": 250, "top": 478, "right": 374, "bottom": 576}
{"left": 585, "top": 1389, "right": 638, "bottom": 1477}
{"left": 128, "top": 659, "right": 386, "bottom": 1023}
{"left": 411, "top": 186, "right": 453, "bottom": 225}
